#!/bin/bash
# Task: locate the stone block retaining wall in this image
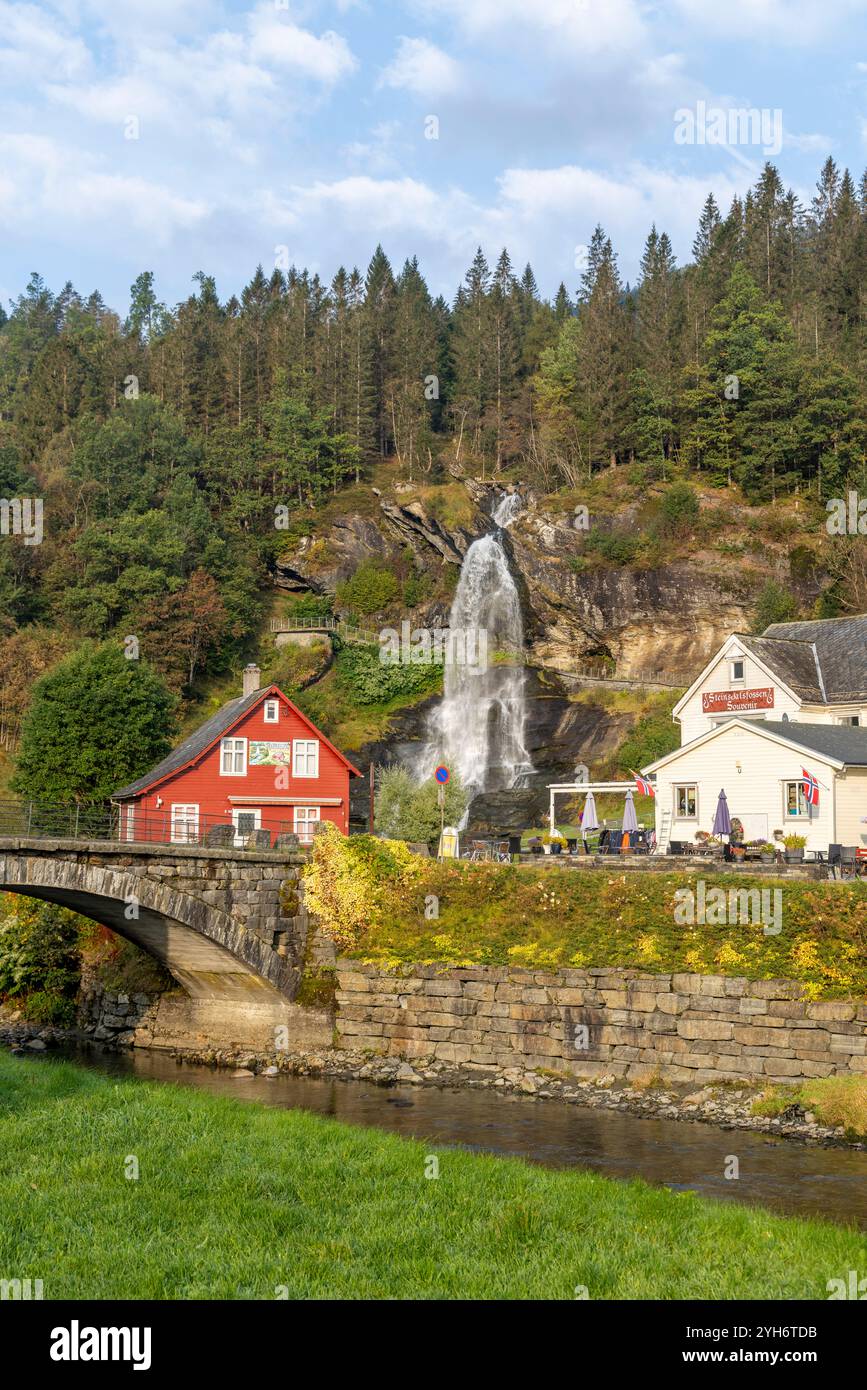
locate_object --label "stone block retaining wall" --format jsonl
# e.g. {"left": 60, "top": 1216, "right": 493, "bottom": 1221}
{"left": 335, "top": 962, "right": 867, "bottom": 1084}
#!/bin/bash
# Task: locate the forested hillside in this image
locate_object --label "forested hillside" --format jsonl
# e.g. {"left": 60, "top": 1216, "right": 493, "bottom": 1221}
{"left": 1, "top": 156, "right": 867, "bottom": 759}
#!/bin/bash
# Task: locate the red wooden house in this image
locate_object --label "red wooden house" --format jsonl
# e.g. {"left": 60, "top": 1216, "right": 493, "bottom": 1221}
{"left": 111, "top": 665, "right": 361, "bottom": 846}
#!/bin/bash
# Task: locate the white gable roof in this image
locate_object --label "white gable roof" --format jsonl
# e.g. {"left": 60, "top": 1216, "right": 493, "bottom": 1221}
{"left": 641, "top": 717, "right": 847, "bottom": 776}
{"left": 671, "top": 635, "right": 803, "bottom": 720}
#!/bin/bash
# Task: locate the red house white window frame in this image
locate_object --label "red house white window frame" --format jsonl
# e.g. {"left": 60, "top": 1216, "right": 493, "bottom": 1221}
{"left": 294, "top": 807, "right": 320, "bottom": 842}
{"left": 292, "top": 739, "right": 319, "bottom": 777}
{"left": 220, "top": 737, "right": 247, "bottom": 775}
{"left": 171, "top": 804, "right": 199, "bottom": 843}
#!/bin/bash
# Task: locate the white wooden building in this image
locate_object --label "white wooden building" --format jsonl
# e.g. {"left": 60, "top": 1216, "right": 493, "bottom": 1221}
{"left": 641, "top": 615, "right": 867, "bottom": 853}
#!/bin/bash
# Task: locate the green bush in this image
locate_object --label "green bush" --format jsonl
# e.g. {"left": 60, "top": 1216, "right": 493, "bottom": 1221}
{"left": 654, "top": 482, "right": 700, "bottom": 538}
{"left": 584, "top": 531, "right": 639, "bottom": 565}
{"left": 335, "top": 644, "right": 441, "bottom": 707}
{"left": 752, "top": 580, "right": 799, "bottom": 633}
{"left": 374, "top": 765, "right": 468, "bottom": 844}
{"left": 616, "top": 707, "right": 680, "bottom": 774}
{"left": 789, "top": 545, "right": 816, "bottom": 581}
{"left": 403, "top": 570, "right": 430, "bottom": 608}
{"left": 21, "top": 991, "right": 77, "bottom": 1026}
{"left": 281, "top": 592, "right": 334, "bottom": 622}
{"left": 0, "top": 896, "right": 80, "bottom": 1009}
{"left": 336, "top": 564, "right": 400, "bottom": 616}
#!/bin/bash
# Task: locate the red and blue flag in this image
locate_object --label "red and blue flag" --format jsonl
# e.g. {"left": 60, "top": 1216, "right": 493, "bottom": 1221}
{"left": 801, "top": 768, "right": 819, "bottom": 807}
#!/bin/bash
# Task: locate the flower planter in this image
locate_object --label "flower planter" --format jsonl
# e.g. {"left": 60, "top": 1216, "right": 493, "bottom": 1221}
{"left": 785, "top": 849, "right": 804, "bottom": 863}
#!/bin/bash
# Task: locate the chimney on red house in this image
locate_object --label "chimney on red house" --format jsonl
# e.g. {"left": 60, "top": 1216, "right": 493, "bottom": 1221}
{"left": 242, "top": 663, "right": 261, "bottom": 697}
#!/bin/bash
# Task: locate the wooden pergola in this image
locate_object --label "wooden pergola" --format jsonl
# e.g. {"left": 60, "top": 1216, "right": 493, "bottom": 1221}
{"left": 546, "top": 780, "right": 646, "bottom": 833}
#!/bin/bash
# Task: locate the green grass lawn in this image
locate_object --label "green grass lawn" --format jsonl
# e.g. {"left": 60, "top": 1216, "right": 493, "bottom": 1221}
{"left": 1, "top": 1053, "right": 864, "bottom": 1300}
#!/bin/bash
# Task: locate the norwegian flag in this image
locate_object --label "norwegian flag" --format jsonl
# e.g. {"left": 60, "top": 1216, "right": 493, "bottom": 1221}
{"left": 633, "top": 772, "right": 655, "bottom": 798}
{"left": 801, "top": 768, "right": 820, "bottom": 807}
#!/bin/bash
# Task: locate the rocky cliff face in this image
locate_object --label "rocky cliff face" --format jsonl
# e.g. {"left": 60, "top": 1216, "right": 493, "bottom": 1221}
{"left": 506, "top": 512, "right": 749, "bottom": 679}
{"left": 274, "top": 482, "right": 754, "bottom": 681}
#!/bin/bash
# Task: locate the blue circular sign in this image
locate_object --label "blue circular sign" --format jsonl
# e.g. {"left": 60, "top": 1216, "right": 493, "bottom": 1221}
{"left": 435, "top": 765, "right": 450, "bottom": 784}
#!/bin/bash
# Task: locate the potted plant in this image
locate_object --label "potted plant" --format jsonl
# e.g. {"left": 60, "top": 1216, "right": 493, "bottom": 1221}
{"left": 784, "top": 833, "right": 807, "bottom": 863}
{"left": 543, "top": 832, "right": 566, "bottom": 856}
{"left": 759, "top": 841, "right": 776, "bottom": 864}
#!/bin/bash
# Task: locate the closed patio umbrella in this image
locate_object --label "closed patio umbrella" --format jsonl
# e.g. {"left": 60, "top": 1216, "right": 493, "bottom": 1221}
{"left": 712, "top": 789, "right": 732, "bottom": 839}
{"left": 621, "top": 789, "right": 639, "bottom": 834}
{"left": 581, "top": 790, "right": 599, "bottom": 853}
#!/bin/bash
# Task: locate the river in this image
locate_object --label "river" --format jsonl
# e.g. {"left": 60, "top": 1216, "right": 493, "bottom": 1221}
{"left": 59, "top": 1043, "right": 867, "bottom": 1232}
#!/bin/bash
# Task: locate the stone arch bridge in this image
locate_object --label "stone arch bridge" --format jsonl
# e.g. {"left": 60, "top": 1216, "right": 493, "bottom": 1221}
{"left": 0, "top": 838, "right": 333, "bottom": 1051}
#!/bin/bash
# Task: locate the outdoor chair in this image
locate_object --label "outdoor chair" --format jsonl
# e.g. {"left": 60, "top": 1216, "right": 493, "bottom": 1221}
{"left": 494, "top": 840, "right": 510, "bottom": 862}
{"left": 566, "top": 838, "right": 578, "bottom": 854}
{"left": 840, "top": 846, "right": 858, "bottom": 879}
{"left": 508, "top": 835, "right": 522, "bottom": 858}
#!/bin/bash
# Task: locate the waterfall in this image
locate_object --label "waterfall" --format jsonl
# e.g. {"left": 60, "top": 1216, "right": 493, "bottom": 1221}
{"left": 417, "top": 492, "right": 533, "bottom": 804}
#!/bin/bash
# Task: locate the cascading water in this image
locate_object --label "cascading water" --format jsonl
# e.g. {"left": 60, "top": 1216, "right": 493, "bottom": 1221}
{"left": 417, "top": 492, "right": 533, "bottom": 809}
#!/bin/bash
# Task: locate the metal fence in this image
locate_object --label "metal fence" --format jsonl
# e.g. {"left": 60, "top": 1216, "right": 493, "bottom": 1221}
{"left": 0, "top": 800, "right": 312, "bottom": 851}
{"left": 269, "top": 616, "right": 381, "bottom": 645}
{"left": 572, "top": 665, "right": 691, "bottom": 689}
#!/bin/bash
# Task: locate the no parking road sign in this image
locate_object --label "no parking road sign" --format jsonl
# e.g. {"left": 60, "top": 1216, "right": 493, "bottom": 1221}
{"left": 435, "top": 765, "right": 450, "bottom": 784}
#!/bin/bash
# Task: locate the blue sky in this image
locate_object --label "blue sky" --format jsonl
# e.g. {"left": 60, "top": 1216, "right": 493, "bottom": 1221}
{"left": 2, "top": 0, "right": 867, "bottom": 314}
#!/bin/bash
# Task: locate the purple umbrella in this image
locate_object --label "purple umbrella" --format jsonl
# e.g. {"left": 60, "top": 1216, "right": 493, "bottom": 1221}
{"left": 621, "top": 789, "right": 639, "bottom": 834}
{"left": 712, "top": 789, "right": 732, "bottom": 838}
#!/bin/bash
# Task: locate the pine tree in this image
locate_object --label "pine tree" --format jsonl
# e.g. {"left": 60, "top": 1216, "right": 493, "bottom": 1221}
{"left": 363, "top": 246, "right": 396, "bottom": 457}
{"left": 451, "top": 248, "right": 494, "bottom": 466}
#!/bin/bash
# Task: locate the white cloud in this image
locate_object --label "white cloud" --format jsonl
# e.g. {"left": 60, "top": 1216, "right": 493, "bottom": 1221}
{"left": 0, "top": 133, "right": 207, "bottom": 245}
{"left": 379, "top": 37, "right": 462, "bottom": 95}
{"left": 36, "top": 4, "right": 358, "bottom": 156}
{"left": 0, "top": 1, "right": 90, "bottom": 81}
{"left": 248, "top": 4, "right": 357, "bottom": 84}
{"left": 670, "top": 0, "right": 867, "bottom": 43}
{"left": 254, "top": 161, "right": 750, "bottom": 295}
{"left": 416, "top": 0, "right": 647, "bottom": 55}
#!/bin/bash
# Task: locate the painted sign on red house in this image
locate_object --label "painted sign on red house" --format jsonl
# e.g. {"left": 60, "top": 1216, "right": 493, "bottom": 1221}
{"left": 111, "top": 665, "right": 361, "bottom": 847}
{"left": 702, "top": 687, "right": 775, "bottom": 714}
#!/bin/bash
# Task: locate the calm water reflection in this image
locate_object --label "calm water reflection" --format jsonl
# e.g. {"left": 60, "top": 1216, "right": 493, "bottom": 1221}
{"left": 64, "top": 1044, "right": 867, "bottom": 1231}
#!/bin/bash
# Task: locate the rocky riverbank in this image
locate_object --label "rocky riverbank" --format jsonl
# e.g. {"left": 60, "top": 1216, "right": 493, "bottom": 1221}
{"left": 2, "top": 1016, "right": 862, "bottom": 1152}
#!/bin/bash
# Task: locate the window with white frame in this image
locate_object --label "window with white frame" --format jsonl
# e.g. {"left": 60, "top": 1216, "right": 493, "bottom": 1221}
{"left": 730, "top": 657, "right": 745, "bottom": 683}
{"left": 784, "top": 781, "right": 809, "bottom": 818}
{"left": 232, "top": 808, "right": 261, "bottom": 845}
{"left": 294, "top": 806, "right": 320, "bottom": 842}
{"left": 264, "top": 699, "right": 279, "bottom": 723}
{"left": 293, "top": 739, "right": 319, "bottom": 777}
{"left": 125, "top": 804, "right": 136, "bottom": 842}
{"left": 171, "top": 804, "right": 199, "bottom": 843}
{"left": 674, "top": 784, "right": 698, "bottom": 819}
{"left": 220, "top": 737, "right": 247, "bottom": 775}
